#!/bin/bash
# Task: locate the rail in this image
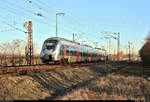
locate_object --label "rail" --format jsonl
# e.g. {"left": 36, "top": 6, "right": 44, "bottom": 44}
{"left": 0, "top": 61, "right": 105, "bottom": 79}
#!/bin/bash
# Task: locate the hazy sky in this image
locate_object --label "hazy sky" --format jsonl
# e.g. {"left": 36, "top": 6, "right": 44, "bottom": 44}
{"left": 0, "top": 0, "right": 150, "bottom": 54}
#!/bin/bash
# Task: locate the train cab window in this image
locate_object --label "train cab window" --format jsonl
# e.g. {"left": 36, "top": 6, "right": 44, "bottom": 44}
{"left": 45, "top": 40, "right": 58, "bottom": 50}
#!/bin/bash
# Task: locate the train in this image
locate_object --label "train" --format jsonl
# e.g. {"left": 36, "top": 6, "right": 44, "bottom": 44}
{"left": 40, "top": 37, "right": 108, "bottom": 64}
{"left": 139, "top": 39, "right": 150, "bottom": 64}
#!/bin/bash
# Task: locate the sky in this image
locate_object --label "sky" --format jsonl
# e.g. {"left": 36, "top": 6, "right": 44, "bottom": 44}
{"left": 0, "top": 0, "right": 150, "bottom": 54}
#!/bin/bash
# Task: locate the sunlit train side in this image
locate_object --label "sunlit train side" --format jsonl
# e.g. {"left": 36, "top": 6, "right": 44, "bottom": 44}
{"left": 40, "top": 37, "right": 108, "bottom": 64}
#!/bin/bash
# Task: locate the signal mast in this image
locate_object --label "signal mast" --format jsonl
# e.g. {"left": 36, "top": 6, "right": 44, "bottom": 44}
{"left": 24, "top": 21, "right": 33, "bottom": 65}
{"left": 3, "top": 21, "right": 33, "bottom": 65}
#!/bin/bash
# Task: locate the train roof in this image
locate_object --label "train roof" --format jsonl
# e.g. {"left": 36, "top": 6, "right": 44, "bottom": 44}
{"left": 45, "top": 37, "right": 107, "bottom": 52}
{"left": 82, "top": 44, "right": 93, "bottom": 48}
{"left": 46, "top": 37, "right": 80, "bottom": 45}
{"left": 46, "top": 37, "right": 94, "bottom": 48}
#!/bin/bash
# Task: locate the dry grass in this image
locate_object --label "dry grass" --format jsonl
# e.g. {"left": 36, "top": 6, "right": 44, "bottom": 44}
{"left": 0, "top": 55, "right": 42, "bottom": 66}
{"left": 56, "top": 74, "right": 147, "bottom": 100}
{"left": 0, "top": 64, "right": 149, "bottom": 100}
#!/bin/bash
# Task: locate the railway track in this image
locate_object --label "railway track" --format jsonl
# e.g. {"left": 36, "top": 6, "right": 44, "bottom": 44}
{"left": 0, "top": 62, "right": 105, "bottom": 79}
{"left": 1, "top": 60, "right": 150, "bottom": 80}
{"left": 1, "top": 60, "right": 150, "bottom": 101}
{"left": 110, "top": 61, "right": 150, "bottom": 78}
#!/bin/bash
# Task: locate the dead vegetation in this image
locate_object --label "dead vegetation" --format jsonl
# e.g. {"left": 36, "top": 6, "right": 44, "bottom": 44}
{"left": 0, "top": 64, "right": 149, "bottom": 100}
{"left": 57, "top": 75, "right": 147, "bottom": 100}
{"left": 0, "top": 39, "right": 42, "bottom": 67}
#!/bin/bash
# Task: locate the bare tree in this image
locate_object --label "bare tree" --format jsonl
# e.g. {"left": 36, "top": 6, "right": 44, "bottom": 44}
{"left": 0, "top": 39, "right": 42, "bottom": 66}
{"left": 0, "top": 42, "right": 11, "bottom": 66}
{"left": 0, "top": 39, "right": 26, "bottom": 66}
{"left": 9, "top": 39, "right": 25, "bottom": 66}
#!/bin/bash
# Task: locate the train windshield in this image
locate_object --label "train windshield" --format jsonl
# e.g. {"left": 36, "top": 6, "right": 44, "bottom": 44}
{"left": 45, "top": 40, "right": 58, "bottom": 50}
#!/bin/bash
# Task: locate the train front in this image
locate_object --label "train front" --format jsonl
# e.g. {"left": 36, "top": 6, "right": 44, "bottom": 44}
{"left": 40, "top": 39, "right": 58, "bottom": 63}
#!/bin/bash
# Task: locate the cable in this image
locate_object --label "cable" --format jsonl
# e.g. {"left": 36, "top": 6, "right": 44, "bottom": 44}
{"left": 2, "top": 21, "right": 27, "bottom": 34}
{"left": 0, "top": 4, "right": 54, "bottom": 26}
{"left": 6, "top": 0, "right": 60, "bottom": 27}
{"left": 2, "top": 0, "right": 44, "bottom": 17}
{"left": 34, "top": 0, "right": 87, "bottom": 33}
{"left": 25, "top": 0, "right": 81, "bottom": 35}
{"left": 0, "top": 29, "right": 15, "bottom": 32}
{"left": 34, "top": 0, "right": 93, "bottom": 38}
{"left": 1, "top": 0, "right": 97, "bottom": 43}
{"left": 35, "top": 0, "right": 58, "bottom": 13}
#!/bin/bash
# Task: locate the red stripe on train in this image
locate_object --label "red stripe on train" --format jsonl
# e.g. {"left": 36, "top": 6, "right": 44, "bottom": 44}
{"left": 77, "top": 48, "right": 80, "bottom": 61}
{"left": 90, "top": 49, "right": 92, "bottom": 61}
{"left": 64, "top": 47, "right": 66, "bottom": 56}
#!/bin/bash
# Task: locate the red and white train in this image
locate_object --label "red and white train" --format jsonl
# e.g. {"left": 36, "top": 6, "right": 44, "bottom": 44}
{"left": 40, "top": 37, "right": 108, "bottom": 64}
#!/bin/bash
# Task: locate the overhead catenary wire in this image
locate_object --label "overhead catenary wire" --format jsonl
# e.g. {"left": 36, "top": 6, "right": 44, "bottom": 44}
{"left": 0, "top": 0, "right": 93, "bottom": 49}
{"left": 35, "top": 0, "right": 58, "bottom": 13}
{"left": 26, "top": 0, "right": 81, "bottom": 36}
{"left": 1, "top": 0, "right": 49, "bottom": 22}
{"left": 36, "top": 0, "right": 86, "bottom": 27}
{"left": 34, "top": 0, "right": 89, "bottom": 35}
{"left": 1, "top": 0, "right": 99, "bottom": 44}
{"left": 2, "top": 0, "right": 45, "bottom": 17}
{"left": 31, "top": 0, "right": 81, "bottom": 33}
{"left": 2, "top": 21, "right": 27, "bottom": 34}
{"left": 0, "top": 29, "right": 15, "bottom": 32}
{"left": 2, "top": 0, "right": 76, "bottom": 35}
{"left": 28, "top": 0, "right": 43, "bottom": 10}
{"left": 30, "top": 0, "right": 93, "bottom": 39}
{"left": 0, "top": 3, "right": 55, "bottom": 27}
